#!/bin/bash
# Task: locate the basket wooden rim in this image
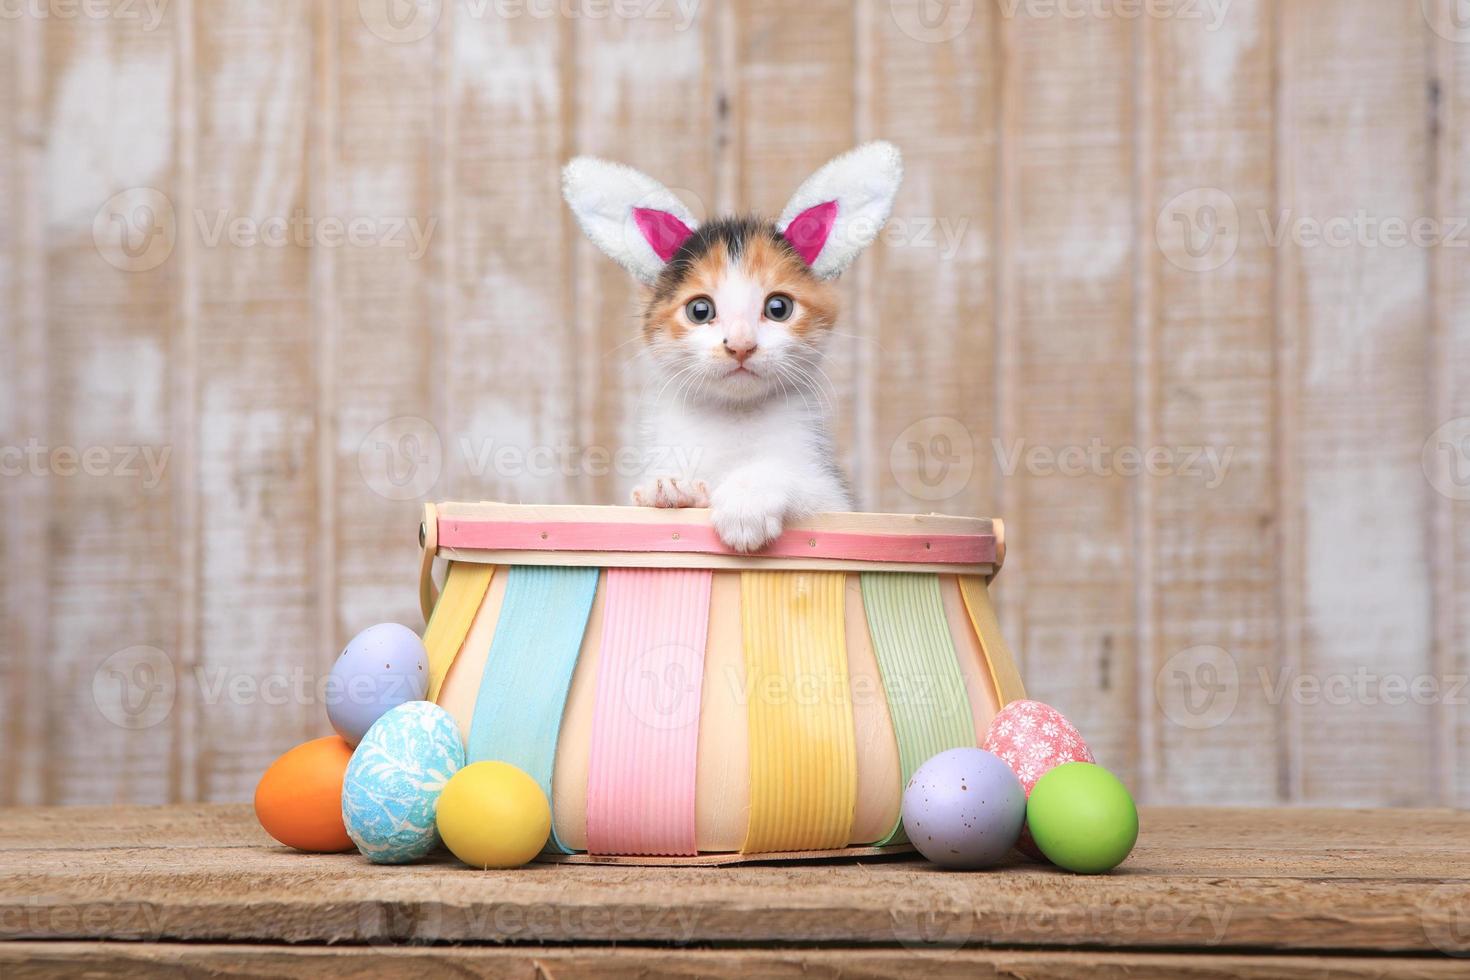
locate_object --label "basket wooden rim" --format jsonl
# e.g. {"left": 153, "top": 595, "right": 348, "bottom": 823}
{"left": 423, "top": 501, "right": 1002, "bottom": 575}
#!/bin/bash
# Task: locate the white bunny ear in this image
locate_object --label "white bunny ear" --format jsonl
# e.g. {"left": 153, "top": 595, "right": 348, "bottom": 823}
{"left": 776, "top": 141, "right": 904, "bottom": 279}
{"left": 562, "top": 156, "right": 699, "bottom": 285}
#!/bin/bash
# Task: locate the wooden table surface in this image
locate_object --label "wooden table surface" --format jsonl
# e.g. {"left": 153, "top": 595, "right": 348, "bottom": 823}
{"left": 2, "top": 805, "right": 1468, "bottom": 978}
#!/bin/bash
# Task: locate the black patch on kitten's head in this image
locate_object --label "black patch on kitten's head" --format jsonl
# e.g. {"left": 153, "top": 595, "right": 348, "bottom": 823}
{"left": 649, "top": 214, "right": 805, "bottom": 303}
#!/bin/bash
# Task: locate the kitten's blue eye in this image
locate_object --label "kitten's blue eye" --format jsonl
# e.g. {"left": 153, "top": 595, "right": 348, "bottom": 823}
{"left": 763, "top": 293, "right": 794, "bottom": 322}
{"left": 685, "top": 297, "right": 715, "bottom": 324}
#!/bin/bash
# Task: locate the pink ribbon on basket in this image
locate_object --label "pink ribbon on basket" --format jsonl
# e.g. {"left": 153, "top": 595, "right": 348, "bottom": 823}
{"left": 585, "top": 567, "right": 713, "bottom": 856}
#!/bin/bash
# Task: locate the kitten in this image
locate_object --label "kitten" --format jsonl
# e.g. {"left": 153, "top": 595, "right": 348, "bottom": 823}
{"left": 562, "top": 142, "right": 903, "bottom": 552}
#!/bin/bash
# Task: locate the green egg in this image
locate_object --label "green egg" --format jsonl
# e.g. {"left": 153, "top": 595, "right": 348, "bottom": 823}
{"left": 1026, "top": 762, "right": 1138, "bottom": 874}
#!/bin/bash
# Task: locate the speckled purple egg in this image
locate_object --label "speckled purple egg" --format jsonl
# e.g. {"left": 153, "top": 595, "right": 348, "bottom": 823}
{"left": 325, "top": 623, "right": 430, "bottom": 746}
{"left": 902, "top": 748, "right": 1027, "bottom": 869}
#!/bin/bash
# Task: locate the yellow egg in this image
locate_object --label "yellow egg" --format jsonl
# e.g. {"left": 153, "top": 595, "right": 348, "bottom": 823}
{"left": 437, "top": 761, "right": 551, "bottom": 869}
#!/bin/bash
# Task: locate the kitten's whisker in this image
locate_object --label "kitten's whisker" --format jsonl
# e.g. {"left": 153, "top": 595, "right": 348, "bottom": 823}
{"left": 605, "top": 334, "right": 645, "bottom": 358}
{"left": 672, "top": 368, "right": 704, "bottom": 411}
{"left": 785, "top": 363, "right": 832, "bottom": 418}
{"left": 802, "top": 361, "right": 842, "bottom": 405}
{"left": 787, "top": 356, "right": 840, "bottom": 412}
{"left": 788, "top": 366, "right": 834, "bottom": 416}
{"left": 825, "top": 329, "right": 886, "bottom": 352}
{"left": 647, "top": 368, "right": 687, "bottom": 407}
{"left": 774, "top": 365, "right": 814, "bottom": 416}
{"left": 646, "top": 364, "right": 700, "bottom": 410}
{"left": 774, "top": 366, "right": 809, "bottom": 415}
{"left": 802, "top": 369, "right": 839, "bottom": 417}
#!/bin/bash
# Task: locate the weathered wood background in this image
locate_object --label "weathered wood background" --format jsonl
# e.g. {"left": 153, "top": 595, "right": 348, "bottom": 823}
{"left": 1, "top": 0, "right": 1466, "bottom": 808}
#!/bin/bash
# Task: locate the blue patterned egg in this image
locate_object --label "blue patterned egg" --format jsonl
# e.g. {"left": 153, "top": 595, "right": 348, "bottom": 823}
{"left": 341, "top": 701, "right": 464, "bottom": 864}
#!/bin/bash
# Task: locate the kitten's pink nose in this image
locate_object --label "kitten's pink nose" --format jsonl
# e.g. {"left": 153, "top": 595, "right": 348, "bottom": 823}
{"left": 723, "top": 338, "right": 757, "bottom": 363}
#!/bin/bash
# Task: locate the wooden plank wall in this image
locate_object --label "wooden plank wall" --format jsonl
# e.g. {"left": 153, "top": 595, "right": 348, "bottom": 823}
{"left": 0, "top": 0, "right": 1464, "bottom": 808}
{"left": 1438, "top": 0, "right": 1470, "bottom": 807}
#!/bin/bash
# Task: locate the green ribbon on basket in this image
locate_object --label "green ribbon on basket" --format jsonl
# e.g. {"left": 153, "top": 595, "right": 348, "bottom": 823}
{"left": 860, "top": 572, "right": 978, "bottom": 845}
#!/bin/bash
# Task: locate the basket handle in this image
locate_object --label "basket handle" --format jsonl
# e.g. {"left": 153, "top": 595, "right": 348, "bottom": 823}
{"left": 418, "top": 502, "right": 440, "bottom": 624}
{"left": 991, "top": 517, "right": 1006, "bottom": 579}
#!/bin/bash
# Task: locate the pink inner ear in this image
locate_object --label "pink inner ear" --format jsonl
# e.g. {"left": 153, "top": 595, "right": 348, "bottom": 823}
{"left": 782, "top": 200, "right": 838, "bottom": 266}
{"left": 632, "top": 208, "right": 695, "bottom": 262}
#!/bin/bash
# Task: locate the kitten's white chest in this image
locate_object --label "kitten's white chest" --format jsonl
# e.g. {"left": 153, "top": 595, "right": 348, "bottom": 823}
{"left": 653, "top": 404, "right": 804, "bottom": 479}
{"left": 636, "top": 396, "right": 851, "bottom": 517}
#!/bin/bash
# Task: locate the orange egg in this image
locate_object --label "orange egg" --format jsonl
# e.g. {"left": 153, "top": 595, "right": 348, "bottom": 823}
{"left": 254, "top": 735, "right": 355, "bottom": 852}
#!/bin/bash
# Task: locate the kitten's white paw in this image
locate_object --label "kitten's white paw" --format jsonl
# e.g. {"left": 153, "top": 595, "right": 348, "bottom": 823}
{"left": 631, "top": 477, "right": 709, "bottom": 509}
{"left": 710, "top": 483, "right": 786, "bottom": 553}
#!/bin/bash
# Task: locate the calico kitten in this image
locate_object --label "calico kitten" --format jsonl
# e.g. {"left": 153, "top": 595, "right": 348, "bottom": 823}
{"left": 562, "top": 142, "right": 903, "bottom": 551}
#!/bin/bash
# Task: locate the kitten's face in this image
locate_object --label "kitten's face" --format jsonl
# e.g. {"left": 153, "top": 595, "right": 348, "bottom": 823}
{"left": 642, "top": 217, "right": 838, "bottom": 407}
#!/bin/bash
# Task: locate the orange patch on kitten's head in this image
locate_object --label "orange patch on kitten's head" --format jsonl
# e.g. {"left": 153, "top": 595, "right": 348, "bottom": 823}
{"left": 643, "top": 215, "right": 838, "bottom": 341}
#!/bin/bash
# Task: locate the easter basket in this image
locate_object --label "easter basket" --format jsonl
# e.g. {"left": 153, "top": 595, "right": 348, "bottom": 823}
{"left": 417, "top": 501, "right": 1025, "bottom": 865}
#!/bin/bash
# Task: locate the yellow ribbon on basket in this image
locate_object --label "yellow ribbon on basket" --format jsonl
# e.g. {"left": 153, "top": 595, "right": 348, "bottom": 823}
{"left": 957, "top": 575, "right": 1027, "bottom": 706}
{"left": 423, "top": 562, "right": 494, "bottom": 702}
{"left": 740, "top": 570, "right": 857, "bottom": 854}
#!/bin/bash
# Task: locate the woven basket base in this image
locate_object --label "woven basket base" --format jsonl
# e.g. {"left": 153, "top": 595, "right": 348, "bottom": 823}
{"left": 535, "top": 843, "right": 916, "bottom": 867}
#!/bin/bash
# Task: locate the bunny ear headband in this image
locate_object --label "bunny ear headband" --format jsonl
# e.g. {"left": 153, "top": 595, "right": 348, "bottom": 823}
{"left": 561, "top": 141, "right": 904, "bottom": 285}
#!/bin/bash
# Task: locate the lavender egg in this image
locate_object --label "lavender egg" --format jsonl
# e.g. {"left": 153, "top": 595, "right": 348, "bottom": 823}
{"left": 902, "top": 748, "right": 1026, "bottom": 869}
{"left": 326, "top": 623, "right": 430, "bottom": 746}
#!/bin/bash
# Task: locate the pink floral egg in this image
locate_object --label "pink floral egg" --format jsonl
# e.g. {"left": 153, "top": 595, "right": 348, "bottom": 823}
{"left": 982, "top": 699, "right": 1095, "bottom": 858}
